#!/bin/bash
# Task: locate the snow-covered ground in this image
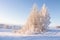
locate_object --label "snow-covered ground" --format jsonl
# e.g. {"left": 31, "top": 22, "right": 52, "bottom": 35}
{"left": 0, "top": 28, "right": 60, "bottom": 36}
{"left": 0, "top": 28, "right": 60, "bottom": 40}
{"left": 0, "top": 29, "right": 13, "bottom": 32}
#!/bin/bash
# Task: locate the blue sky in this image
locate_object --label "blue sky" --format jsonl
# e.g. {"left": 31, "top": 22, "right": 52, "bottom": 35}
{"left": 0, "top": 0, "right": 60, "bottom": 27}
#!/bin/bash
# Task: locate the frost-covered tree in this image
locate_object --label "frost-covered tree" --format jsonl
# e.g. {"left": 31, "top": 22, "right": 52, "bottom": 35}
{"left": 24, "top": 4, "right": 41, "bottom": 34}
{"left": 16, "top": 4, "right": 50, "bottom": 35}
{"left": 39, "top": 4, "right": 50, "bottom": 31}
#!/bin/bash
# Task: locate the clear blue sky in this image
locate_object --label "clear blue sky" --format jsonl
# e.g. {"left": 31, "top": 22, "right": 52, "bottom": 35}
{"left": 0, "top": 0, "right": 60, "bottom": 27}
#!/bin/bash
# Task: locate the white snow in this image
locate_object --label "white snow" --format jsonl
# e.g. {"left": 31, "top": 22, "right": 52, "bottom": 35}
{"left": 0, "top": 28, "right": 60, "bottom": 37}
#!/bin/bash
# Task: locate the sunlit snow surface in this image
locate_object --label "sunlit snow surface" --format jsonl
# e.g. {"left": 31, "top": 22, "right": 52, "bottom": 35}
{"left": 0, "top": 28, "right": 60, "bottom": 40}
